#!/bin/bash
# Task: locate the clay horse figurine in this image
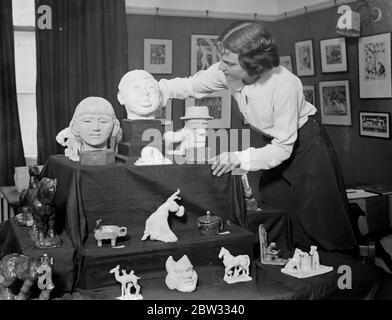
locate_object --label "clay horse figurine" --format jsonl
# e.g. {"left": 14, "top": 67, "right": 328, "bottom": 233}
{"left": 218, "top": 247, "right": 252, "bottom": 284}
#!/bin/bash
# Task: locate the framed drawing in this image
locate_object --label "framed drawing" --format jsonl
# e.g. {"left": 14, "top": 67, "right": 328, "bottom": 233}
{"left": 185, "top": 90, "right": 231, "bottom": 128}
{"left": 358, "top": 32, "right": 391, "bottom": 98}
{"left": 191, "top": 35, "right": 220, "bottom": 75}
{"left": 320, "top": 37, "right": 347, "bottom": 73}
{"left": 144, "top": 39, "right": 172, "bottom": 74}
{"left": 155, "top": 100, "right": 172, "bottom": 125}
{"left": 280, "top": 55, "right": 293, "bottom": 72}
{"left": 295, "top": 39, "right": 315, "bottom": 76}
{"left": 303, "top": 85, "right": 316, "bottom": 105}
{"left": 319, "top": 80, "right": 351, "bottom": 126}
{"left": 359, "top": 111, "right": 390, "bottom": 139}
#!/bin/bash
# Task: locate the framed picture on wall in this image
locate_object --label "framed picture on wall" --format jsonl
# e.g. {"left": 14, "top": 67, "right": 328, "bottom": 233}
{"left": 358, "top": 32, "right": 392, "bottom": 98}
{"left": 295, "top": 39, "right": 315, "bottom": 76}
{"left": 319, "top": 37, "right": 347, "bottom": 73}
{"left": 155, "top": 100, "right": 172, "bottom": 125}
{"left": 359, "top": 111, "right": 390, "bottom": 139}
{"left": 303, "top": 85, "right": 316, "bottom": 105}
{"left": 191, "top": 35, "right": 220, "bottom": 75}
{"left": 185, "top": 90, "right": 231, "bottom": 128}
{"left": 319, "top": 80, "right": 351, "bottom": 126}
{"left": 280, "top": 55, "right": 293, "bottom": 72}
{"left": 144, "top": 39, "right": 173, "bottom": 74}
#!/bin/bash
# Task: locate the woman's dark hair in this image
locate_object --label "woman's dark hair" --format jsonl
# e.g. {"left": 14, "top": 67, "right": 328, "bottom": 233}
{"left": 217, "top": 21, "right": 280, "bottom": 76}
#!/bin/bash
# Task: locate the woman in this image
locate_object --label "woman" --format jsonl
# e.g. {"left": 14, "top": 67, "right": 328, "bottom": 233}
{"left": 158, "top": 21, "right": 357, "bottom": 252}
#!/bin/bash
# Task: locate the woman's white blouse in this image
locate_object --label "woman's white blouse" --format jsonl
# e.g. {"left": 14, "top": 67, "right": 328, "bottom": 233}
{"left": 159, "top": 63, "right": 317, "bottom": 171}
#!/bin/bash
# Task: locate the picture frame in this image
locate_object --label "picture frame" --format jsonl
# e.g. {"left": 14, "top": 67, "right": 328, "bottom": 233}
{"left": 319, "top": 80, "right": 351, "bottom": 126}
{"left": 320, "top": 37, "right": 347, "bottom": 73}
{"left": 155, "top": 100, "right": 172, "bottom": 125}
{"left": 295, "top": 39, "right": 315, "bottom": 76}
{"left": 303, "top": 85, "right": 316, "bottom": 105}
{"left": 144, "top": 39, "right": 173, "bottom": 74}
{"left": 359, "top": 111, "right": 390, "bottom": 139}
{"left": 191, "top": 35, "right": 220, "bottom": 75}
{"left": 358, "top": 32, "right": 392, "bottom": 98}
{"left": 185, "top": 90, "right": 231, "bottom": 129}
{"left": 280, "top": 55, "right": 293, "bottom": 72}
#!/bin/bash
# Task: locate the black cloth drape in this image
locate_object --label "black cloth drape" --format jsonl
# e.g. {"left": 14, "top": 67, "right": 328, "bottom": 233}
{"left": 35, "top": 0, "right": 128, "bottom": 164}
{"left": 0, "top": 0, "right": 26, "bottom": 186}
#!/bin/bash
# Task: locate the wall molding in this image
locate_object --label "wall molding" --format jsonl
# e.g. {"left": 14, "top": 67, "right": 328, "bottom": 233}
{"left": 126, "top": 0, "right": 356, "bottom": 21}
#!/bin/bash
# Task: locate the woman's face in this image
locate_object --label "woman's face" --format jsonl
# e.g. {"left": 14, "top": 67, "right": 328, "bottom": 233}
{"left": 218, "top": 51, "right": 249, "bottom": 81}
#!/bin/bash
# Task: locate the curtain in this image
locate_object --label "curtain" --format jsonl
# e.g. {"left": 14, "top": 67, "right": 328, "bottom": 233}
{"left": 35, "top": 0, "right": 128, "bottom": 164}
{"left": 0, "top": 0, "right": 26, "bottom": 186}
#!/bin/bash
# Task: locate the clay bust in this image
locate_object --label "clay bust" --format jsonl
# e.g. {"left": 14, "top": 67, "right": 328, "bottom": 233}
{"left": 164, "top": 106, "right": 212, "bottom": 155}
{"left": 165, "top": 255, "right": 198, "bottom": 293}
{"left": 117, "top": 70, "right": 160, "bottom": 120}
{"left": 69, "top": 97, "right": 121, "bottom": 153}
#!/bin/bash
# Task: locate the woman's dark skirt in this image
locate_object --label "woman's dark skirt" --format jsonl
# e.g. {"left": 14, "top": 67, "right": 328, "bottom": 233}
{"left": 259, "top": 117, "right": 358, "bottom": 252}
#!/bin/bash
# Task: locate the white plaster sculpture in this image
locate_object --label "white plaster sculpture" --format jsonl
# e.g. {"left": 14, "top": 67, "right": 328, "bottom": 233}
{"left": 109, "top": 265, "right": 143, "bottom": 300}
{"left": 57, "top": 97, "right": 121, "bottom": 161}
{"left": 163, "top": 106, "right": 212, "bottom": 156}
{"left": 281, "top": 246, "right": 333, "bottom": 278}
{"left": 165, "top": 255, "right": 198, "bottom": 293}
{"left": 134, "top": 146, "right": 172, "bottom": 166}
{"left": 141, "top": 189, "right": 185, "bottom": 243}
{"left": 56, "top": 127, "right": 82, "bottom": 161}
{"left": 117, "top": 70, "right": 160, "bottom": 120}
{"left": 218, "top": 247, "right": 252, "bottom": 284}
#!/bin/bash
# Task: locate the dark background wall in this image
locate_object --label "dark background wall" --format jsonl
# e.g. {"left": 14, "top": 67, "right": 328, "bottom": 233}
{"left": 126, "top": 0, "right": 392, "bottom": 201}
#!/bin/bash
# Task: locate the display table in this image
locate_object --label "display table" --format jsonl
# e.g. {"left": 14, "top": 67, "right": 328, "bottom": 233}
{"left": 40, "top": 155, "right": 247, "bottom": 253}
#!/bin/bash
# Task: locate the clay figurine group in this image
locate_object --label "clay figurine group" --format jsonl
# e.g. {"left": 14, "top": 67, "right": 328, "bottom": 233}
{"left": 281, "top": 246, "right": 333, "bottom": 278}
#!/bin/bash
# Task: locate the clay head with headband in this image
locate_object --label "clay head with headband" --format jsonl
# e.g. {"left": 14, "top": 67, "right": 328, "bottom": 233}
{"left": 217, "top": 21, "right": 280, "bottom": 78}
{"left": 70, "top": 96, "right": 120, "bottom": 151}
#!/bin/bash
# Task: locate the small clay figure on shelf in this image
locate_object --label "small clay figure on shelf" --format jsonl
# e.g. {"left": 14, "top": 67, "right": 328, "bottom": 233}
{"left": 0, "top": 253, "right": 54, "bottom": 300}
{"left": 94, "top": 219, "right": 127, "bottom": 248}
{"left": 134, "top": 146, "right": 172, "bottom": 166}
{"left": 163, "top": 106, "right": 212, "bottom": 162}
{"left": 117, "top": 70, "right": 161, "bottom": 120}
{"left": 27, "top": 177, "right": 62, "bottom": 249}
{"left": 258, "top": 224, "right": 287, "bottom": 265}
{"left": 218, "top": 247, "right": 252, "bottom": 284}
{"left": 165, "top": 255, "right": 198, "bottom": 293}
{"left": 281, "top": 246, "right": 332, "bottom": 278}
{"left": 15, "top": 165, "right": 43, "bottom": 227}
{"left": 141, "top": 189, "right": 185, "bottom": 243}
{"left": 109, "top": 265, "right": 143, "bottom": 300}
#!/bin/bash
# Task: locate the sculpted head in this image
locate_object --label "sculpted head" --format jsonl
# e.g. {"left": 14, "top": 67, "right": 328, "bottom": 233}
{"left": 70, "top": 97, "right": 120, "bottom": 151}
{"left": 117, "top": 70, "right": 160, "bottom": 120}
{"left": 165, "top": 255, "right": 198, "bottom": 292}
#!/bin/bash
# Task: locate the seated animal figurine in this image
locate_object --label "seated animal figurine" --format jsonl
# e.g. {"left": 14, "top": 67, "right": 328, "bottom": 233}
{"left": 218, "top": 247, "right": 252, "bottom": 284}
{"left": 0, "top": 253, "right": 54, "bottom": 300}
{"left": 15, "top": 165, "right": 43, "bottom": 227}
{"left": 26, "top": 177, "right": 62, "bottom": 249}
{"left": 141, "top": 189, "right": 185, "bottom": 243}
{"left": 94, "top": 219, "right": 127, "bottom": 247}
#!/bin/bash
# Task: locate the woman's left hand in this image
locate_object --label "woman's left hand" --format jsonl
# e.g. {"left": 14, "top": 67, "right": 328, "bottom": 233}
{"left": 211, "top": 152, "right": 241, "bottom": 177}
